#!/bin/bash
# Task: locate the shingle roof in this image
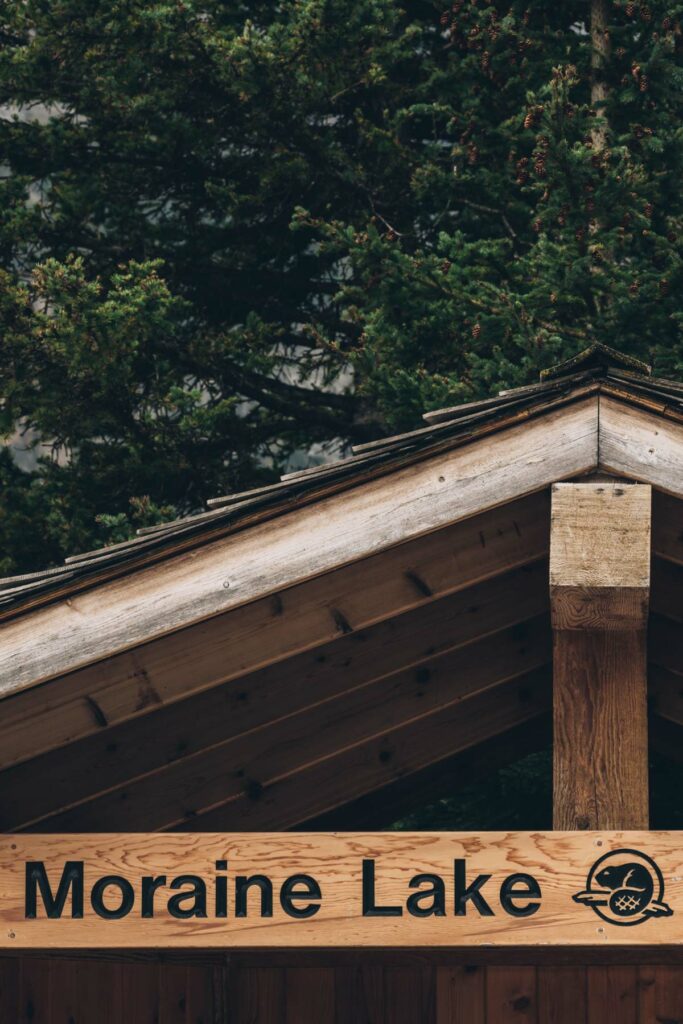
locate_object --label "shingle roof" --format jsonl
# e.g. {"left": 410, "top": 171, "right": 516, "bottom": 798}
{"left": 0, "top": 344, "right": 680, "bottom": 616}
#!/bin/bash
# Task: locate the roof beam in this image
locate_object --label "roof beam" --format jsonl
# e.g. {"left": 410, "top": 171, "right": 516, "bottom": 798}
{"left": 551, "top": 483, "right": 650, "bottom": 830}
{"left": 0, "top": 397, "right": 598, "bottom": 695}
{"left": 21, "top": 617, "right": 551, "bottom": 832}
{"left": 599, "top": 395, "right": 683, "bottom": 499}
{"left": 0, "top": 561, "right": 549, "bottom": 828}
{"left": 0, "top": 501, "right": 550, "bottom": 774}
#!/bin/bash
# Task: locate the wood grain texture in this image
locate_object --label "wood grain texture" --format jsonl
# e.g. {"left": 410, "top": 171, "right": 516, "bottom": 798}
{"left": 0, "top": 496, "right": 550, "bottom": 775}
{"left": 26, "top": 617, "right": 551, "bottom": 833}
{"left": 551, "top": 483, "right": 650, "bottom": 830}
{"left": 335, "top": 965, "right": 384, "bottom": 1024}
{"left": 553, "top": 629, "right": 649, "bottom": 829}
{"left": 0, "top": 561, "right": 549, "bottom": 830}
{"left": 0, "top": 398, "right": 597, "bottom": 695}
{"left": 537, "top": 966, "right": 586, "bottom": 1023}
{"left": 228, "top": 967, "right": 285, "bottom": 1024}
{"left": 436, "top": 966, "right": 485, "bottom": 1024}
{"left": 550, "top": 483, "right": 651, "bottom": 630}
{"left": 600, "top": 394, "right": 683, "bottom": 499}
{"left": 384, "top": 966, "right": 435, "bottom": 1024}
{"left": 486, "top": 967, "right": 537, "bottom": 1023}
{"left": 4, "top": 831, "right": 683, "bottom": 950}
{"left": 177, "top": 668, "right": 550, "bottom": 831}
{"left": 652, "top": 490, "right": 683, "bottom": 566}
{"left": 285, "top": 969, "right": 334, "bottom": 1024}
{"left": 586, "top": 966, "right": 638, "bottom": 1024}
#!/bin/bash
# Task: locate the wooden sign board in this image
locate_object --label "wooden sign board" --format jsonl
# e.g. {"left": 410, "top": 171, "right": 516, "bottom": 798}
{"left": 2, "top": 832, "right": 683, "bottom": 949}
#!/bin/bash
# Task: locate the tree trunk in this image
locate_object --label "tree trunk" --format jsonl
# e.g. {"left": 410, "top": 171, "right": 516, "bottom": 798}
{"left": 591, "top": 0, "right": 611, "bottom": 150}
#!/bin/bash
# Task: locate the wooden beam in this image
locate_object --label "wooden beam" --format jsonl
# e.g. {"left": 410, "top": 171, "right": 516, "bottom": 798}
{"left": 21, "top": 619, "right": 551, "bottom": 832}
{"left": 652, "top": 491, "right": 683, "bottom": 567}
{"left": 0, "top": 498, "right": 550, "bottom": 774}
{"left": 175, "top": 667, "right": 550, "bottom": 832}
{"left": 0, "top": 562, "right": 549, "bottom": 830}
{"left": 550, "top": 483, "right": 651, "bottom": 830}
{"left": 599, "top": 394, "right": 683, "bottom": 498}
{"left": 300, "top": 715, "right": 550, "bottom": 831}
{"left": 0, "top": 397, "right": 598, "bottom": 694}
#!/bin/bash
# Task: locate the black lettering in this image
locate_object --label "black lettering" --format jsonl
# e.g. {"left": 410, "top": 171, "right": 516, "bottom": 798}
{"left": 454, "top": 859, "right": 494, "bottom": 917}
{"left": 407, "top": 873, "right": 446, "bottom": 917}
{"left": 25, "top": 861, "right": 84, "bottom": 919}
{"left": 141, "top": 876, "right": 166, "bottom": 918}
{"left": 362, "top": 859, "right": 402, "bottom": 917}
{"left": 168, "top": 875, "right": 207, "bottom": 919}
{"left": 215, "top": 861, "right": 228, "bottom": 918}
{"left": 499, "top": 873, "right": 541, "bottom": 917}
{"left": 280, "top": 874, "right": 321, "bottom": 919}
{"left": 235, "top": 875, "right": 273, "bottom": 918}
{"left": 91, "top": 875, "right": 134, "bottom": 919}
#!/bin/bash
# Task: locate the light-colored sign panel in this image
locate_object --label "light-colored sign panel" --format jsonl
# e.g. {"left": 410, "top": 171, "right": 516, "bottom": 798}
{"left": 1, "top": 832, "right": 682, "bottom": 948}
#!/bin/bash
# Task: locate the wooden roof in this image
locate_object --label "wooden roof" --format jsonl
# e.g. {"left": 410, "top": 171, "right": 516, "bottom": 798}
{"left": 0, "top": 345, "right": 682, "bottom": 834}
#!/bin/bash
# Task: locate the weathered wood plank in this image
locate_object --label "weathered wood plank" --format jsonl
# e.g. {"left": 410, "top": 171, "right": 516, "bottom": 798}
{"left": 650, "top": 557, "right": 683, "bottom": 621}
{"left": 176, "top": 668, "right": 550, "bottom": 831}
{"left": 0, "top": 497, "right": 550, "bottom": 774}
{"left": 537, "top": 966, "right": 586, "bottom": 1023}
{"left": 600, "top": 395, "right": 683, "bottom": 498}
{"left": 25, "top": 617, "right": 550, "bottom": 832}
{"left": 302, "top": 716, "right": 550, "bottom": 831}
{"left": 652, "top": 490, "right": 683, "bottom": 566}
{"left": 19, "top": 957, "right": 51, "bottom": 1023}
{"left": 158, "top": 964, "right": 189, "bottom": 1024}
{"left": 0, "top": 561, "right": 549, "bottom": 829}
{"left": 285, "top": 969, "right": 334, "bottom": 1024}
{"left": 586, "top": 967, "right": 637, "bottom": 1024}
{"left": 550, "top": 483, "right": 650, "bottom": 630}
{"left": 0, "top": 958, "right": 19, "bottom": 1022}
{"left": 486, "top": 967, "right": 537, "bottom": 1023}
{"left": 229, "top": 968, "right": 285, "bottom": 1024}
{"left": 0, "top": 398, "right": 597, "bottom": 694}
{"left": 650, "top": 615, "right": 683, "bottom": 678}
{"left": 436, "top": 966, "right": 485, "bottom": 1024}
{"left": 121, "top": 963, "right": 159, "bottom": 1024}
{"left": 639, "top": 966, "right": 683, "bottom": 1023}
{"left": 335, "top": 965, "right": 384, "bottom": 1024}
{"left": 384, "top": 967, "right": 435, "bottom": 1024}
{"left": 551, "top": 484, "right": 650, "bottom": 830}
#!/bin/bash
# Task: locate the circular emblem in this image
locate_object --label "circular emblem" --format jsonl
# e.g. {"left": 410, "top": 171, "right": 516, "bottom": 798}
{"left": 573, "top": 848, "right": 673, "bottom": 927}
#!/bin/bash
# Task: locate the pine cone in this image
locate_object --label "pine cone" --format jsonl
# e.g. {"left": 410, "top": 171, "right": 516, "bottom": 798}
{"left": 640, "top": 75, "right": 648, "bottom": 91}
{"left": 532, "top": 219, "right": 542, "bottom": 232}
{"left": 626, "top": 1, "right": 635, "bottom": 15}
{"left": 472, "top": 323, "right": 482, "bottom": 339}
{"left": 524, "top": 110, "right": 535, "bottom": 129}
{"left": 440, "top": 11, "right": 450, "bottom": 27}
{"left": 645, "top": 202, "right": 654, "bottom": 217}
{"left": 629, "top": 280, "right": 640, "bottom": 294}
{"left": 663, "top": 16, "right": 672, "bottom": 30}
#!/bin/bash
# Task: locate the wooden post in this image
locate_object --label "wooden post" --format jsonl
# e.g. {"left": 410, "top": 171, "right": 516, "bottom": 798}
{"left": 550, "top": 483, "right": 651, "bottom": 830}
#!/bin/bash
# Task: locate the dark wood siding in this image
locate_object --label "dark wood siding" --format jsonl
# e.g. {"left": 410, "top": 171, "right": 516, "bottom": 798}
{"left": 3, "top": 958, "right": 683, "bottom": 1023}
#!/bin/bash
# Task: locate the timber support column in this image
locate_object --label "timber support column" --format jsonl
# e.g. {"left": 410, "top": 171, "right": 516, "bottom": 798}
{"left": 550, "top": 482, "right": 651, "bottom": 830}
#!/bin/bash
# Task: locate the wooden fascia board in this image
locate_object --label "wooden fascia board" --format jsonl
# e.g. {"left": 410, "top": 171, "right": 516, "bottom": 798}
{"left": 0, "top": 384, "right": 602, "bottom": 627}
{"left": 598, "top": 392, "right": 683, "bottom": 496}
{"left": 0, "top": 396, "right": 599, "bottom": 697}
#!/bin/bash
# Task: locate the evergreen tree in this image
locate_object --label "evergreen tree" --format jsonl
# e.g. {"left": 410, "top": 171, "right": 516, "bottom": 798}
{"left": 1, "top": 0, "right": 682, "bottom": 572}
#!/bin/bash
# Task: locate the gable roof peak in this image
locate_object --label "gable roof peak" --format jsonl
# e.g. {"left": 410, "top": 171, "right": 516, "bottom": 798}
{"left": 540, "top": 342, "right": 651, "bottom": 382}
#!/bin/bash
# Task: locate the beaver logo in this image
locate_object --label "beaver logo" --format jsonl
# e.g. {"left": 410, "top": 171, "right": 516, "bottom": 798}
{"left": 573, "top": 849, "right": 673, "bottom": 926}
